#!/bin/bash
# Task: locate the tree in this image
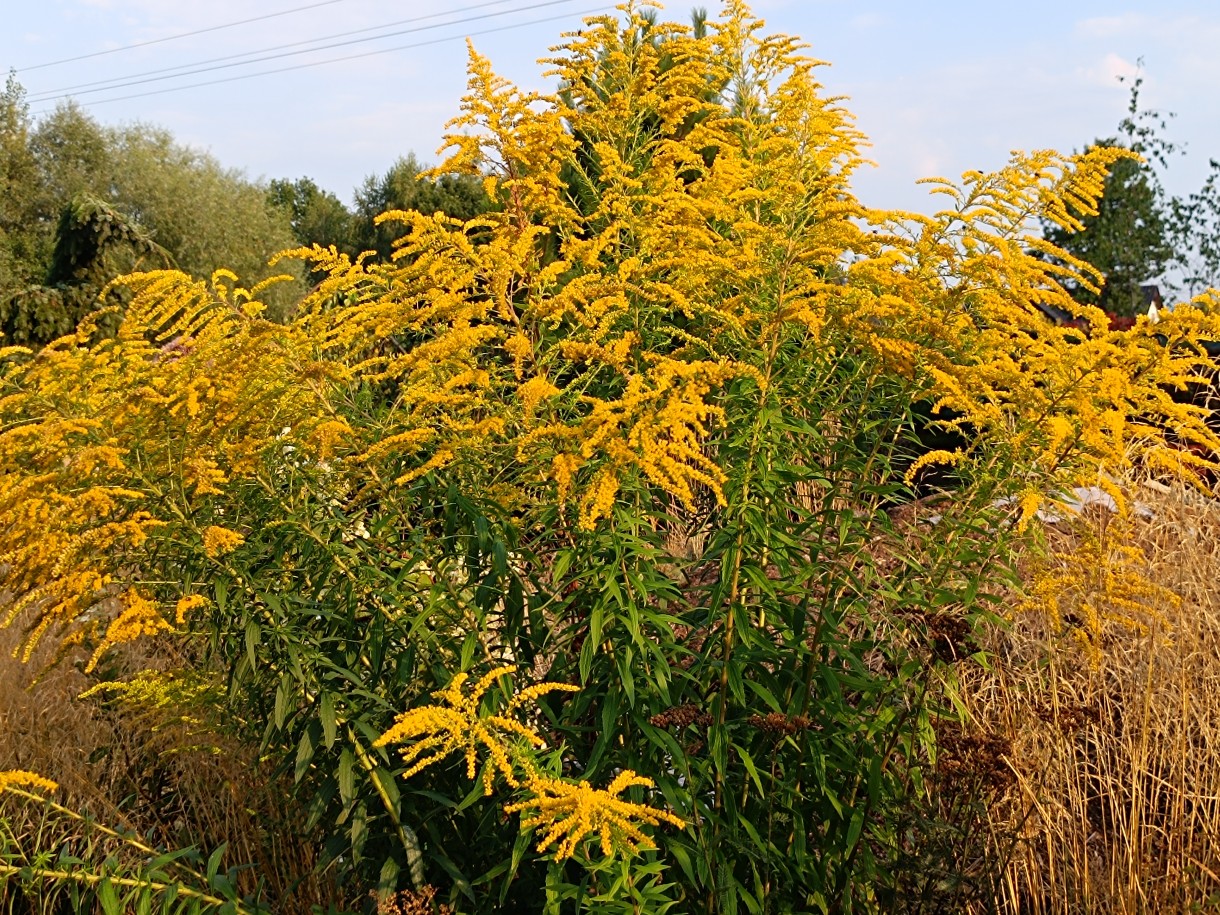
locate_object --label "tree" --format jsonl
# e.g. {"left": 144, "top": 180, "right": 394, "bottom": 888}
{"left": 267, "top": 176, "right": 353, "bottom": 254}
{"left": 0, "top": 193, "right": 168, "bottom": 347}
{"left": 0, "top": 73, "right": 41, "bottom": 292}
{"left": 103, "top": 124, "right": 304, "bottom": 317}
{"left": 1171, "top": 157, "right": 1220, "bottom": 299}
{"left": 1042, "top": 76, "right": 1177, "bottom": 316}
{"left": 30, "top": 102, "right": 111, "bottom": 218}
{"left": 1, "top": 88, "right": 304, "bottom": 327}
{"left": 351, "top": 153, "right": 490, "bottom": 260}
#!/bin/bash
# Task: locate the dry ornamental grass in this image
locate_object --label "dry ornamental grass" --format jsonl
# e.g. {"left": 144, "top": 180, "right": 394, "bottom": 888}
{"left": 959, "top": 477, "right": 1220, "bottom": 914}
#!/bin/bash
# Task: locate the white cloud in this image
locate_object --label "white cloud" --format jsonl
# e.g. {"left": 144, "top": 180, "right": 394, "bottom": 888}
{"left": 1079, "top": 52, "right": 1140, "bottom": 88}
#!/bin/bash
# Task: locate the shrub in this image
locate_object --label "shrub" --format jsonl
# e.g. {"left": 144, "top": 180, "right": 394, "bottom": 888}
{"left": 3, "top": 3, "right": 1219, "bottom": 912}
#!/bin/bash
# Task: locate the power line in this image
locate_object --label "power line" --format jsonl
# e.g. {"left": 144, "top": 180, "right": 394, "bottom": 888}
{"left": 27, "top": 0, "right": 534, "bottom": 100}
{"left": 28, "top": 6, "right": 610, "bottom": 114}
{"left": 27, "top": 0, "right": 582, "bottom": 105}
{"left": 16, "top": 0, "right": 355, "bottom": 73}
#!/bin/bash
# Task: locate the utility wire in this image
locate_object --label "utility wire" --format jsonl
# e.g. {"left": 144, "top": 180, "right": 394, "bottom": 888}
{"left": 28, "top": 0, "right": 582, "bottom": 105}
{"left": 28, "top": 6, "right": 609, "bottom": 113}
{"left": 16, "top": 0, "right": 354, "bottom": 73}
{"left": 28, "top": 0, "right": 535, "bottom": 100}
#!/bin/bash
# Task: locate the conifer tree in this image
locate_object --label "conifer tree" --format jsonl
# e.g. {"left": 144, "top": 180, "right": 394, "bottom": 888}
{"left": 1041, "top": 76, "right": 1177, "bottom": 316}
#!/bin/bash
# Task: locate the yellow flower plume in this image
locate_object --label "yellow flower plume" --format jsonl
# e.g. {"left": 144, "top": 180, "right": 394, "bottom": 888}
{"left": 201, "top": 525, "right": 244, "bottom": 558}
{"left": 85, "top": 589, "right": 174, "bottom": 673}
{"left": 0, "top": 770, "right": 59, "bottom": 795}
{"left": 375, "top": 666, "right": 577, "bottom": 795}
{"left": 505, "top": 770, "right": 686, "bottom": 861}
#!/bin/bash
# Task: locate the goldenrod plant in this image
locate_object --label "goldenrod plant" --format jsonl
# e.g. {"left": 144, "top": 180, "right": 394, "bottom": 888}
{"left": 2, "top": 2, "right": 1219, "bottom": 912}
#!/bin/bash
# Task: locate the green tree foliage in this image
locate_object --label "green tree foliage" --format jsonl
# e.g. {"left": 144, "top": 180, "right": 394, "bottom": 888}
{"left": 351, "top": 153, "right": 491, "bottom": 260}
{"left": 30, "top": 103, "right": 111, "bottom": 219}
{"left": 0, "top": 74, "right": 41, "bottom": 291}
{"left": 0, "top": 194, "right": 169, "bottom": 348}
{"left": 1041, "top": 77, "right": 1176, "bottom": 316}
{"left": 267, "top": 175, "right": 354, "bottom": 254}
{"left": 103, "top": 124, "right": 304, "bottom": 317}
{"left": 0, "top": 90, "right": 303, "bottom": 336}
{"left": 42, "top": 194, "right": 166, "bottom": 288}
{"left": 1171, "top": 157, "right": 1220, "bottom": 299}
{"left": 0, "top": 193, "right": 170, "bottom": 347}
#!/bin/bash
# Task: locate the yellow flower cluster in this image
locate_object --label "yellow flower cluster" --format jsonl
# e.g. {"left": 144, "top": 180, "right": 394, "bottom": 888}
{"left": 0, "top": 270, "right": 330, "bottom": 662}
{"left": 904, "top": 449, "right": 965, "bottom": 487}
{"left": 79, "top": 668, "right": 224, "bottom": 741}
{"left": 285, "top": 2, "right": 848, "bottom": 529}
{"left": 505, "top": 770, "right": 686, "bottom": 861}
{"left": 852, "top": 148, "right": 1220, "bottom": 498}
{"left": 1021, "top": 512, "right": 1179, "bottom": 667}
{"left": 0, "top": 770, "right": 58, "bottom": 795}
{"left": 201, "top": 525, "right": 244, "bottom": 559}
{"left": 375, "top": 666, "right": 578, "bottom": 795}
{"left": 378, "top": 666, "right": 685, "bottom": 859}
{"left": 85, "top": 589, "right": 174, "bottom": 673}
{"left": 174, "top": 594, "right": 208, "bottom": 625}
{"left": 3, "top": 0, "right": 1219, "bottom": 671}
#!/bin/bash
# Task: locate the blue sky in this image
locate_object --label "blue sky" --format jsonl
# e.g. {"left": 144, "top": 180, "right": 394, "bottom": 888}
{"left": 5, "top": 1, "right": 1220, "bottom": 214}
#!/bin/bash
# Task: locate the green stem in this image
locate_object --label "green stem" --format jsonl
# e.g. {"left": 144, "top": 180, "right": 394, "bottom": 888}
{"left": 0, "top": 863, "right": 249, "bottom": 912}
{"left": 350, "top": 730, "right": 424, "bottom": 890}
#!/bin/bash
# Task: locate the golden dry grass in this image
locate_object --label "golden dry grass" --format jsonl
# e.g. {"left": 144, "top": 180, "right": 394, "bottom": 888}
{"left": 0, "top": 631, "right": 343, "bottom": 911}
{"left": 961, "top": 479, "right": 1220, "bottom": 914}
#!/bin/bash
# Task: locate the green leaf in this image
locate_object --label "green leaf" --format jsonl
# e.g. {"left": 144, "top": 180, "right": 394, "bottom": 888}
{"left": 205, "top": 843, "right": 228, "bottom": 882}
{"left": 501, "top": 827, "right": 534, "bottom": 904}
{"left": 338, "top": 747, "right": 356, "bottom": 805}
{"left": 845, "top": 809, "right": 865, "bottom": 854}
{"left": 244, "top": 618, "right": 260, "bottom": 668}
{"left": 97, "top": 878, "right": 121, "bottom": 915}
{"left": 590, "top": 604, "right": 604, "bottom": 647}
{"left": 294, "top": 727, "right": 316, "bottom": 782}
{"left": 735, "top": 742, "right": 765, "bottom": 796}
{"left": 350, "top": 803, "right": 368, "bottom": 857}
{"left": 272, "top": 677, "right": 291, "bottom": 731}
{"left": 320, "top": 691, "right": 337, "bottom": 749}
{"left": 378, "top": 857, "right": 401, "bottom": 896}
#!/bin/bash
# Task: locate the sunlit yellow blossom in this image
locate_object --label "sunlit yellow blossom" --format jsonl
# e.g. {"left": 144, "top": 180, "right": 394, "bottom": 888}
{"left": 504, "top": 332, "right": 534, "bottom": 378}
{"left": 80, "top": 669, "right": 223, "bottom": 737}
{"left": 376, "top": 666, "right": 577, "bottom": 795}
{"left": 519, "top": 375, "right": 560, "bottom": 413}
{"left": 903, "top": 449, "right": 964, "bottom": 487}
{"left": 4, "top": 0, "right": 1220, "bottom": 696}
{"left": 201, "top": 525, "right": 244, "bottom": 558}
{"left": 86, "top": 590, "right": 173, "bottom": 673}
{"left": 310, "top": 419, "right": 353, "bottom": 459}
{"left": 1016, "top": 488, "right": 1046, "bottom": 533}
{"left": 578, "top": 468, "right": 621, "bottom": 529}
{"left": 174, "top": 594, "right": 208, "bottom": 625}
{"left": 0, "top": 770, "right": 58, "bottom": 795}
{"left": 505, "top": 770, "right": 686, "bottom": 860}
{"left": 1019, "top": 512, "right": 1177, "bottom": 667}
{"left": 551, "top": 452, "right": 584, "bottom": 505}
